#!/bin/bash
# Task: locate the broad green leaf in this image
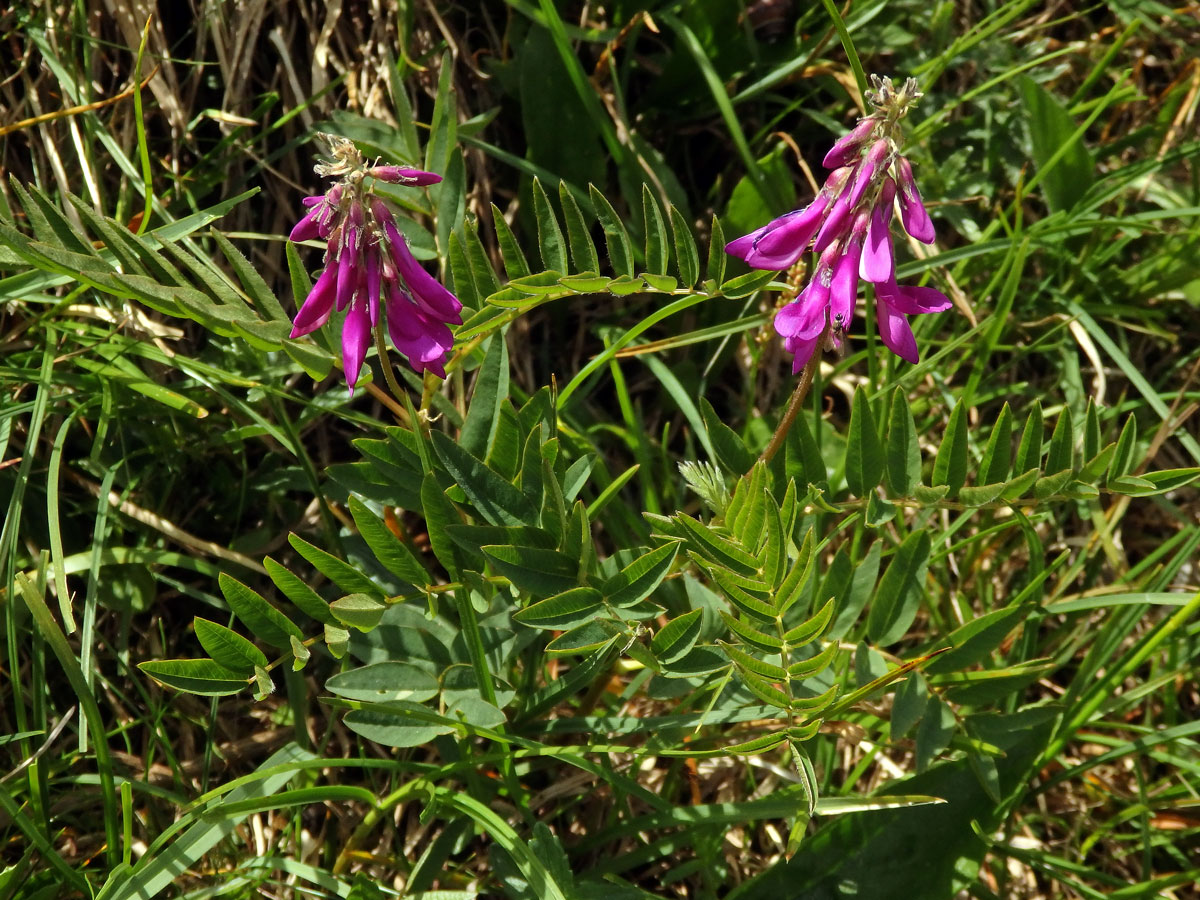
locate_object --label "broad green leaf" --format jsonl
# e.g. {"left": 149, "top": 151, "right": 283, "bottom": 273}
{"left": 710, "top": 567, "right": 777, "bottom": 624}
{"left": 460, "top": 333, "right": 510, "bottom": 458}
{"left": 532, "top": 177, "right": 567, "bottom": 274}
{"left": 668, "top": 203, "right": 699, "bottom": 286}
{"left": 958, "top": 482, "right": 1008, "bottom": 506}
{"left": 1033, "top": 469, "right": 1073, "bottom": 499}
{"left": 719, "top": 268, "right": 777, "bottom": 298}
{"left": 448, "top": 695, "right": 507, "bottom": 728}
{"left": 999, "top": 467, "right": 1040, "bottom": 501}
{"left": 265, "top": 556, "right": 333, "bottom": 628}
{"left": 603, "top": 542, "right": 679, "bottom": 607}
{"left": 1109, "top": 468, "right": 1200, "bottom": 496}
{"left": 674, "top": 514, "right": 759, "bottom": 575}
{"left": 288, "top": 534, "right": 384, "bottom": 598}
{"left": 932, "top": 399, "right": 968, "bottom": 496}
{"left": 329, "top": 593, "right": 387, "bottom": 632}
{"left": 546, "top": 619, "right": 623, "bottom": 655}
{"left": 513, "top": 586, "right": 604, "bottom": 629}
{"left": 1018, "top": 75, "right": 1094, "bottom": 213}
{"left": 977, "top": 403, "right": 1013, "bottom": 485}
{"left": 783, "top": 598, "right": 835, "bottom": 646}
{"left": 891, "top": 672, "right": 928, "bottom": 738}
{"left": 642, "top": 184, "right": 669, "bottom": 275}
{"left": 785, "top": 641, "right": 839, "bottom": 680}
{"left": 707, "top": 214, "right": 727, "bottom": 284}
{"left": 289, "top": 635, "right": 310, "bottom": 671}
{"left": 588, "top": 184, "right": 633, "bottom": 276}
{"left": 866, "top": 532, "right": 932, "bottom": 646}
{"left": 786, "top": 411, "right": 825, "bottom": 487}
{"left": 1083, "top": 398, "right": 1101, "bottom": 461}
{"left": 725, "top": 732, "right": 789, "bottom": 754}
{"left": 1108, "top": 414, "right": 1137, "bottom": 480}
{"left": 721, "top": 611, "right": 783, "bottom": 653}
{"left": 483, "top": 545, "right": 580, "bottom": 596}
{"left": 326, "top": 661, "right": 439, "bottom": 703}
{"left": 846, "top": 386, "right": 884, "bottom": 497}
{"left": 884, "top": 391, "right": 920, "bottom": 497}
{"left": 1015, "top": 402, "right": 1043, "bottom": 474}
{"left": 448, "top": 230, "right": 481, "bottom": 310}
{"left": 348, "top": 496, "right": 428, "bottom": 587}
{"left": 700, "top": 398, "right": 756, "bottom": 475}
{"left": 345, "top": 705, "right": 454, "bottom": 748}
{"left": 431, "top": 431, "right": 538, "bottom": 527}
{"left": 324, "top": 623, "right": 350, "bottom": 659}
{"left": 559, "top": 180, "right": 599, "bottom": 274}
{"left": 490, "top": 202, "right": 532, "bottom": 279}
{"left": 138, "top": 659, "right": 247, "bottom": 696}
{"left": 1045, "top": 407, "right": 1074, "bottom": 475}
{"left": 219, "top": 573, "right": 303, "bottom": 650}
{"left": 421, "top": 474, "right": 466, "bottom": 580}
{"left": 651, "top": 609, "right": 704, "bottom": 663}
{"left": 193, "top": 617, "right": 267, "bottom": 673}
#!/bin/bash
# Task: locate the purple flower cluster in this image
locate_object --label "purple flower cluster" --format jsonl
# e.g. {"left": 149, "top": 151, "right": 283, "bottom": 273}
{"left": 727, "top": 77, "right": 951, "bottom": 372}
{"left": 289, "top": 137, "right": 462, "bottom": 390}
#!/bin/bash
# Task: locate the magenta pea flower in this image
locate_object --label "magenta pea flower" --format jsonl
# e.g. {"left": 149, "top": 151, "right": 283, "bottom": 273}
{"left": 727, "top": 76, "right": 950, "bottom": 372}
{"left": 288, "top": 135, "right": 462, "bottom": 391}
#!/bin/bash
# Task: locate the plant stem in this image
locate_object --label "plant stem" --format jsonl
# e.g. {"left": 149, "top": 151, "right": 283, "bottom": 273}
{"left": 759, "top": 337, "right": 824, "bottom": 464}
{"left": 373, "top": 317, "right": 408, "bottom": 407}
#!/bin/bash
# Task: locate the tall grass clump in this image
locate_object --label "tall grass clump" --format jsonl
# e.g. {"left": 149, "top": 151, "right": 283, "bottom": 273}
{"left": 2, "top": 2, "right": 1198, "bottom": 899}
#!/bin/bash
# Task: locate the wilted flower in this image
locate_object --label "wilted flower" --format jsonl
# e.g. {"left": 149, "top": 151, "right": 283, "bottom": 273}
{"left": 727, "top": 76, "right": 951, "bottom": 371}
{"left": 289, "top": 135, "right": 462, "bottom": 390}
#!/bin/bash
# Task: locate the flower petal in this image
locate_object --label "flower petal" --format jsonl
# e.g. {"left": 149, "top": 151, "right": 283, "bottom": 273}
{"left": 896, "top": 156, "right": 935, "bottom": 244}
{"left": 890, "top": 284, "right": 952, "bottom": 315}
{"left": 829, "top": 236, "right": 862, "bottom": 330}
{"left": 875, "top": 290, "right": 919, "bottom": 364}
{"left": 290, "top": 266, "right": 337, "bottom": 337}
{"left": 784, "top": 333, "right": 821, "bottom": 374}
{"left": 376, "top": 200, "right": 462, "bottom": 323}
{"left": 822, "top": 117, "right": 877, "bottom": 169}
{"left": 368, "top": 166, "right": 442, "bottom": 186}
{"left": 813, "top": 192, "right": 853, "bottom": 253}
{"left": 341, "top": 295, "right": 372, "bottom": 393}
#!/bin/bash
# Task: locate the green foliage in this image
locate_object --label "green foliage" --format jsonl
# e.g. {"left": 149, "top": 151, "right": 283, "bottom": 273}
{"left": 4, "top": 3, "right": 1200, "bottom": 899}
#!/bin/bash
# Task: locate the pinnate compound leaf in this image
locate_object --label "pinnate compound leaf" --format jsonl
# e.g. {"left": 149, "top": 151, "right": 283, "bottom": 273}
{"left": 219, "top": 573, "right": 303, "bottom": 649}
{"left": 785, "top": 641, "right": 839, "bottom": 680}
{"left": 866, "top": 531, "right": 932, "bottom": 646}
{"left": 1109, "top": 415, "right": 1137, "bottom": 480}
{"left": 326, "top": 662, "right": 439, "bottom": 703}
{"left": 783, "top": 598, "right": 835, "bottom": 646}
{"left": 139, "top": 659, "right": 247, "bottom": 696}
{"left": 193, "top": 617, "right": 267, "bottom": 673}
{"left": 674, "top": 514, "right": 759, "bottom": 575}
{"left": 846, "top": 386, "right": 884, "bottom": 497}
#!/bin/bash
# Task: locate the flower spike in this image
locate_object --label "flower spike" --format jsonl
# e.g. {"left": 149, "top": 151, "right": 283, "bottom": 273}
{"left": 286, "top": 135, "right": 461, "bottom": 392}
{"left": 727, "top": 75, "right": 949, "bottom": 370}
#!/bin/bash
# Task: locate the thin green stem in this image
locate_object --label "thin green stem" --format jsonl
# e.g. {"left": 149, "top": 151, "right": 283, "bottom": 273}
{"left": 373, "top": 316, "right": 409, "bottom": 407}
